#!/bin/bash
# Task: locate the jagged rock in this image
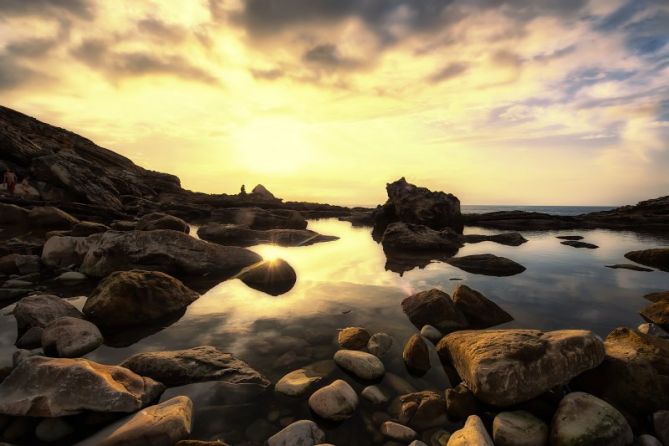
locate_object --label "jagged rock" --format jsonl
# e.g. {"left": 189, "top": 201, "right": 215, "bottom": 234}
{"left": 237, "top": 258, "right": 297, "bottom": 296}
{"left": 403, "top": 334, "right": 431, "bottom": 373}
{"left": 447, "top": 415, "right": 494, "bottom": 446}
{"left": 41, "top": 316, "right": 103, "bottom": 357}
{"left": 198, "top": 224, "right": 338, "bottom": 247}
{"left": 446, "top": 254, "right": 526, "bottom": 276}
{"left": 338, "top": 327, "right": 371, "bottom": 350}
{"left": 13, "top": 294, "right": 83, "bottom": 337}
{"left": 462, "top": 233, "right": 528, "bottom": 246}
{"left": 561, "top": 240, "right": 599, "bottom": 249}
{"left": 211, "top": 207, "right": 307, "bottom": 230}
{"left": 437, "top": 329, "right": 605, "bottom": 406}
{"left": 550, "top": 392, "right": 632, "bottom": 446}
{"left": 334, "top": 350, "right": 385, "bottom": 380}
{"left": 308, "top": 379, "right": 358, "bottom": 421}
{"left": 641, "top": 300, "right": 669, "bottom": 330}
{"left": 137, "top": 212, "right": 189, "bottom": 233}
{"left": 267, "top": 420, "right": 325, "bottom": 446}
{"left": 401, "top": 289, "right": 467, "bottom": 333}
{"left": 75, "top": 396, "right": 192, "bottom": 446}
{"left": 381, "top": 222, "right": 463, "bottom": 253}
{"left": 625, "top": 249, "right": 669, "bottom": 272}
{"left": 121, "top": 346, "right": 270, "bottom": 388}
{"left": 275, "top": 360, "right": 335, "bottom": 397}
{"left": 395, "top": 391, "right": 447, "bottom": 429}
{"left": 445, "top": 382, "right": 479, "bottom": 420}
{"left": 0, "top": 355, "right": 164, "bottom": 417}
{"left": 492, "top": 411, "right": 548, "bottom": 446}
{"left": 367, "top": 332, "right": 394, "bottom": 358}
{"left": 451, "top": 285, "right": 513, "bottom": 329}
{"left": 381, "top": 421, "right": 416, "bottom": 442}
{"left": 71, "top": 221, "right": 110, "bottom": 236}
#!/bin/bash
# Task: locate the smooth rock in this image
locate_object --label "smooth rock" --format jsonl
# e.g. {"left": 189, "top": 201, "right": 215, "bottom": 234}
{"left": 237, "top": 258, "right": 297, "bottom": 296}
{"left": 381, "top": 421, "right": 416, "bottom": 442}
{"left": 275, "top": 360, "right": 335, "bottom": 397}
{"left": 401, "top": 289, "right": 467, "bottom": 333}
{"left": 637, "top": 435, "right": 663, "bottom": 446}
{"left": 334, "top": 350, "right": 385, "bottom": 380}
{"left": 338, "top": 327, "right": 371, "bottom": 350}
{"left": 368, "top": 333, "right": 394, "bottom": 358}
{"left": 137, "top": 212, "right": 189, "bottom": 233}
{"left": 403, "top": 334, "right": 431, "bottom": 373}
{"left": 198, "top": 224, "right": 337, "bottom": 247}
{"left": 41, "top": 316, "right": 103, "bottom": 357}
{"left": 362, "top": 385, "right": 389, "bottom": 404}
{"left": 420, "top": 325, "right": 442, "bottom": 343}
{"left": 56, "top": 271, "right": 87, "bottom": 282}
{"left": 492, "top": 411, "right": 548, "bottom": 446}
{"left": 409, "top": 441, "right": 429, "bottom": 446}
{"left": 445, "top": 254, "right": 526, "bottom": 276}
{"left": 308, "top": 379, "right": 358, "bottom": 421}
{"left": 625, "top": 249, "right": 669, "bottom": 272}
{"left": 13, "top": 294, "right": 82, "bottom": 336}
{"left": 267, "top": 420, "right": 326, "bottom": 446}
{"left": 451, "top": 284, "right": 513, "bottom": 329}
{"left": 16, "top": 326, "right": 43, "bottom": 349}
{"left": 462, "top": 232, "right": 527, "bottom": 246}
{"left": 550, "top": 392, "right": 632, "bottom": 446}
{"left": 447, "top": 415, "right": 494, "bottom": 446}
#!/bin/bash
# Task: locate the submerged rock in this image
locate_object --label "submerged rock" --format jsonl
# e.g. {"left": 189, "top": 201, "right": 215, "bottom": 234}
{"left": 137, "top": 212, "right": 189, "bottom": 233}
{"left": 401, "top": 289, "right": 467, "bottom": 334}
{"left": 41, "top": 316, "right": 103, "bottom": 357}
{"left": 624, "top": 248, "right": 669, "bottom": 272}
{"left": 560, "top": 240, "right": 599, "bottom": 249}
{"left": 275, "top": 360, "right": 335, "bottom": 397}
{"left": 367, "top": 332, "right": 394, "bottom": 358}
{"left": 267, "top": 420, "right": 325, "bottom": 446}
{"left": 492, "top": 410, "right": 548, "bottom": 446}
{"left": 462, "top": 232, "right": 528, "bottom": 246}
{"left": 605, "top": 263, "right": 654, "bottom": 272}
{"left": 437, "top": 329, "right": 605, "bottom": 406}
{"left": 338, "top": 327, "right": 371, "bottom": 350}
{"left": 381, "top": 222, "right": 463, "bottom": 253}
{"left": 395, "top": 391, "right": 447, "bottom": 429}
{"left": 447, "top": 415, "right": 494, "bottom": 446}
{"left": 451, "top": 284, "right": 513, "bottom": 329}
{"left": 237, "top": 258, "right": 297, "bottom": 296}
{"left": 556, "top": 235, "right": 583, "bottom": 240}
{"left": 334, "top": 349, "right": 385, "bottom": 380}
{"left": 646, "top": 291, "right": 669, "bottom": 302}
{"left": 308, "top": 379, "right": 358, "bottom": 421}
{"left": 403, "top": 334, "right": 431, "bottom": 374}
{"left": 120, "top": 346, "right": 270, "bottom": 388}
{"left": 13, "top": 294, "right": 83, "bottom": 337}
{"left": 0, "top": 356, "right": 164, "bottom": 417}
{"left": 198, "top": 224, "right": 338, "bottom": 247}
{"left": 445, "top": 254, "right": 526, "bottom": 276}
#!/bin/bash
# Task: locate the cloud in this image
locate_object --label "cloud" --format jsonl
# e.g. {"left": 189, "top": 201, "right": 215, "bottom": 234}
{"left": 429, "top": 62, "right": 468, "bottom": 83}
{"left": 250, "top": 68, "right": 284, "bottom": 80}
{"left": 0, "top": 0, "right": 93, "bottom": 19}
{"left": 5, "top": 38, "right": 60, "bottom": 58}
{"left": 302, "top": 44, "right": 363, "bottom": 70}
{"left": 137, "top": 18, "right": 188, "bottom": 43}
{"left": 0, "top": 55, "right": 45, "bottom": 90}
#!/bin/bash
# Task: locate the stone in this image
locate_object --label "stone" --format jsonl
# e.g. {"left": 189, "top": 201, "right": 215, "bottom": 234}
{"left": 83, "top": 270, "right": 199, "bottom": 327}
{"left": 641, "top": 300, "right": 669, "bottom": 330}
{"left": 556, "top": 235, "right": 583, "bottom": 240}
{"left": 334, "top": 350, "right": 385, "bottom": 380}
{"left": 638, "top": 435, "right": 663, "bottom": 446}
{"left": 35, "top": 418, "right": 75, "bottom": 443}
{"left": 16, "top": 326, "right": 43, "bottom": 349}
{"left": 646, "top": 291, "right": 669, "bottom": 302}
{"left": 625, "top": 249, "right": 669, "bottom": 272}
{"left": 13, "top": 294, "right": 83, "bottom": 336}
{"left": 267, "top": 420, "right": 326, "bottom": 446}
{"left": 308, "top": 379, "right": 358, "bottom": 421}
{"left": 396, "top": 391, "right": 447, "bottom": 430}
{"left": 56, "top": 271, "right": 88, "bottom": 282}
{"left": 361, "top": 385, "right": 389, "bottom": 404}
{"left": 381, "top": 421, "right": 417, "bottom": 442}
{"left": 120, "top": 346, "right": 270, "bottom": 387}
{"left": 445, "top": 254, "right": 526, "bottom": 276}
{"left": 401, "top": 289, "right": 467, "bottom": 333}
{"left": 403, "top": 334, "right": 431, "bottom": 373}
{"left": 420, "top": 325, "right": 442, "bottom": 343}
{"left": 437, "top": 329, "right": 605, "bottom": 406}
{"left": 238, "top": 258, "right": 297, "bottom": 296}
{"left": 550, "top": 392, "right": 632, "bottom": 446}
{"left": 492, "top": 411, "right": 548, "bottom": 446}
{"left": 560, "top": 240, "right": 599, "bottom": 249}
{"left": 409, "top": 441, "right": 429, "bottom": 446}
{"left": 28, "top": 206, "right": 79, "bottom": 229}
{"left": 447, "top": 415, "right": 493, "bottom": 446}
{"left": 198, "top": 224, "right": 338, "bottom": 247}
{"left": 638, "top": 323, "right": 669, "bottom": 338}
{"left": 445, "top": 383, "right": 479, "bottom": 420}
{"left": 14, "top": 255, "right": 40, "bottom": 274}
{"left": 368, "top": 333, "right": 394, "bottom": 358}
{"left": 0, "top": 356, "right": 164, "bottom": 417}
{"left": 275, "top": 360, "right": 335, "bottom": 397}
{"left": 137, "top": 212, "right": 189, "bottom": 233}
{"left": 71, "top": 221, "right": 110, "bottom": 236}
{"left": 605, "top": 264, "right": 654, "bottom": 272}
{"left": 338, "top": 327, "right": 371, "bottom": 350}
{"left": 654, "top": 411, "right": 669, "bottom": 446}
{"left": 0, "top": 203, "right": 29, "bottom": 225}
{"left": 462, "top": 233, "right": 528, "bottom": 246}
{"left": 41, "top": 235, "right": 101, "bottom": 269}
{"left": 74, "top": 396, "right": 192, "bottom": 446}
{"left": 0, "top": 254, "right": 19, "bottom": 274}
{"left": 430, "top": 430, "right": 452, "bottom": 446}
{"left": 381, "top": 222, "right": 463, "bottom": 253}
{"left": 41, "top": 316, "right": 103, "bottom": 357}
{"left": 451, "top": 285, "right": 513, "bottom": 329}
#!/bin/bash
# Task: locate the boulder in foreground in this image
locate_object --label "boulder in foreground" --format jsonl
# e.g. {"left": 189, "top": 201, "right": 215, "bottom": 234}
{"left": 624, "top": 248, "right": 669, "bottom": 272}
{"left": 445, "top": 254, "right": 526, "bottom": 276}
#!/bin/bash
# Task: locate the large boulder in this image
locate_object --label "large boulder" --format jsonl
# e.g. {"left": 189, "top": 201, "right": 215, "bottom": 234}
{"left": 197, "top": 224, "right": 338, "bottom": 247}
{"left": 211, "top": 207, "right": 307, "bottom": 230}
{"left": 13, "top": 294, "right": 83, "bottom": 337}
{"left": 83, "top": 270, "right": 199, "bottom": 327}
{"left": 574, "top": 327, "right": 669, "bottom": 415}
{"left": 451, "top": 285, "right": 513, "bottom": 329}
{"left": 308, "top": 379, "right": 358, "bottom": 421}
{"left": 41, "top": 234, "right": 101, "bottom": 269}
{"left": 0, "top": 356, "right": 164, "bottom": 417}
{"left": 267, "top": 420, "right": 325, "bottom": 446}
{"left": 237, "top": 258, "right": 297, "bottom": 296}
{"left": 120, "top": 346, "right": 270, "bottom": 388}
{"left": 625, "top": 248, "right": 669, "bottom": 272}
{"left": 447, "top": 415, "right": 494, "bottom": 446}
{"left": 550, "top": 392, "right": 632, "bottom": 446}
{"left": 75, "top": 396, "right": 192, "bottom": 446}
{"left": 381, "top": 222, "right": 463, "bottom": 253}
{"left": 401, "top": 289, "right": 467, "bottom": 333}
{"left": 374, "top": 177, "right": 463, "bottom": 234}
{"left": 137, "top": 212, "right": 189, "bottom": 233}
{"left": 437, "top": 329, "right": 605, "bottom": 406}
{"left": 41, "top": 316, "right": 103, "bottom": 357}
{"left": 446, "top": 254, "right": 526, "bottom": 276}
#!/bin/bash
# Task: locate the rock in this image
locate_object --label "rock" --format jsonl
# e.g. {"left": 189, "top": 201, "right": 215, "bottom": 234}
{"left": 381, "top": 222, "right": 463, "bottom": 253}
{"left": 605, "top": 264, "right": 654, "bottom": 272}
{"left": 16, "top": 326, "right": 43, "bottom": 349}
{"left": 56, "top": 271, "right": 88, "bottom": 282}
{"left": 445, "top": 254, "right": 526, "bottom": 276}
{"left": 437, "top": 329, "right": 605, "bottom": 406}
{"left": 120, "top": 346, "right": 270, "bottom": 387}
{"left": 575, "top": 327, "right": 669, "bottom": 415}
{"left": 212, "top": 207, "right": 307, "bottom": 230}
{"left": 0, "top": 254, "right": 19, "bottom": 274}
{"left": 83, "top": 270, "right": 199, "bottom": 327}
{"left": 0, "top": 356, "right": 164, "bottom": 417}
{"left": 420, "top": 325, "right": 442, "bottom": 343}
{"left": 0, "top": 203, "right": 29, "bottom": 225}
{"left": 3, "top": 279, "right": 32, "bottom": 287}
{"left": 338, "top": 327, "right": 371, "bottom": 350}
{"left": 462, "top": 232, "right": 528, "bottom": 246}
{"left": 492, "top": 411, "right": 548, "bottom": 446}
{"left": 266, "top": 420, "right": 326, "bottom": 446}
{"left": 646, "top": 291, "right": 669, "bottom": 302}
{"left": 251, "top": 184, "right": 277, "bottom": 200}
{"left": 71, "top": 221, "right": 110, "bottom": 236}
{"left": 374, "top": 177, "right": 463, "bottom": 234}
{"left": 28, "top": 206, "right": 79, "bottom": 229}
{"left": 403, "top": 334, "right": 431, "bottom": 373}
{"left": 41, "top": 235, "right": 101, "bottom": 269}
{"left": 41, "top": 316, "right": 103, "bottom": 357}
{"left": 429, "top": 430, "right": 452, "bottom": 446}
{"left": 275, "top": 360, "right": 335, "bottom": 397}
{"left": 368, "top": 333, "right": 394, "bottom": 358}
{"left": 13, "top": 294, "right": 83, "bottom": 336}
{"left": 198, "top": 224, "right": 338, "bottom": 247}
{"left": 638, "top": 435, "right": 663, "bottom": 446}
{"left": 625, "top": 249, "right": 669, "bottom": 272}
{"left": 409, "top": 441, "right": 429, "bottom": 446}
{"left": 176, "top": 442, "right": 229, "bottom": 446}
{"left": 556, "top": 235, "right": 583, "bottom": 240}
{"left": 396, "top": 391, "right": 447, "bottom": 429}
{"left": 137, "top": 212, "right": 189, "bottom": 233}
{"left": 560, "top": 240, "right": 599, "bottom": 249}
{"left": 381, "top": 421, "right": 417, "bottom": 442}
{"left": 445, "top": 383, "right": 479, "bottom": 420}
{"left": 654, "top": 411, "right": 669, "bottom": 446}
{"left": 237, "top": 258, "right": 297, "bottom": 296}
{"left": 402, "top": 289, "right": 467, "bottom": 334}
{"left": 550, "top": 392, "right": 632, "bottom": 446}
{"left": 14, "top": 255, "right": 40, "bottom": 274}
{"left": 75, "top": 396, "right": 192, "bottom": 446}
{"left": 308, "top": 379, "right": 358, "bottom": 421}
{"left": 641, "top": 299, "right": 669, "bottom": 330}
{"left": 638, "top": 323, "right": 669, "bottom": 339}
{"left": 361, "top": 385, "right": 389, "bottom": 404}
{"left": 111, "top": 220, "right": 138, "bottom": 231}
{"left": 35, "top": 418, "right": 75, "bottom": 442}
{"left": 447, "top": 415, "right": 494, "bottom": 446}
{"left": 451, "top": 285, "right": 513, "bottom": 329}
{"left": 334, "top": 350, "right": 385, "bottom": 380}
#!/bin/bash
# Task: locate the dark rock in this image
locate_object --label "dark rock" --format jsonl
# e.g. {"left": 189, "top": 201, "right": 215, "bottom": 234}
{"left": 250, "top": 184, "right": 278, "bottom": 201}
{"left": 137, "top": 212, "right": 189, "bottom": 233}
{"left": 403, "top": 334, "right": 431, "bottom": 374}
{"left": 560, "top": 240, "right": 598, "bottom": 249}
{"left": 462, "top": 232, "right": 528, "bottom": 246}
{"left": 198, "top": 224, "right": 337, "bottom": 247}
{"left": 267, "top": 420, "right": 325, "bottom": 446}
{"left": 446, "top": 254, "right": 526, "bottom": 276}
{"left": 237, "top": 258, "right": 296, "bottom": 296}
{"left": 654, "top": 411, "right": 669, "bottom": 446}
{"left": 645, "top": 291, "right": 669, "bottom": 302}
{"left": 381, "top": 222, "right": 463, "bottom": 253}
{"left": 211, "top": 207, "right": 307, "bottom": 230}
{"left": 641, "top": 300, "right": 669, "bottom": 330}
{"left": 625, "top": 249, "right": 669, "bottom": 272}
{"left": 445, "top": 382, "right": 479, "bottom": 420}
{"left": 110, "top": 220, "right": 137, "bottom": 231}
{"left": 0, "top": 254, "right": 19, "bottom": 274}
{"left": 71, "top": 221, "right": 110, "bottom": 236}
{"left": 27, "top": 206, "right": 79, "bottom": 229}
{"left": 401, "top": 289, "right": 467, "bottom": 333}
{"left": 556, "top": 235, "right": 583, "bottom": 240}
{"left": 13, "top": 294, "right": 83, "bottom": 337}
{"left": 0, "top": 203, "right": 29, "bottom": 225}
{"left": 394, "top": 391, "right": 447, "bottom": 429}
{"left": 338, "top": 327, "right": 371, "bottom": 350}
{"left": 41, "top": 316, "right": 103, "bottom": 357}
{"left": 41, "top": 234, "right": 101, "bottom": 269}
{"left": 16, "top": 326, "right": 43, "bottom": 349}
{"left": 451, "top": 285, "right": 513, "bottom": 328}
{"left": 605, "top": 264, "right": 653, "bottom": 272}
{"left": 339, "top": 211, "right": 375, "bottom": 227}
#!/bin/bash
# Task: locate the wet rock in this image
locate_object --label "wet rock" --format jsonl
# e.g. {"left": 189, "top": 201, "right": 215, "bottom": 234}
{"left": 334, "top": 350, "right": 385, "bottom": 380}
{"left": 638, "top": 323, "right": 669, "bottom": 339}
{"left": 177, "top": 441, "right": 229, "bottom": 446}
{"left": 447, "top": 415, "right": 494, "bottom": 446}
{"left": 28, "top": 206, "right": 79, "bottom": 229}
{"left": 0, "top": 356, "right": 164, "bottom": 417}
{"left": 444, "top": 383, "right": 479, "bottom": 420}
{"left": 362, "top": 385, "right": 389, "bottom": 404}
{"left": 13, "top": 294, "right": 82, "bottom": 336}
{"left": 308, "top": 379, "right": 358, "bottom": 421}
{"left": 462, "top": 232, "right": 528, "bottom": 246}
{"left": 383, "top": 373, "right": 416, "bottom": 395}
{"left": 16, "top": 326, "right": 43, "bottom": 349}
{"left": 75, "top": 396, "right": 192, "bottom": 446}
{"left": 638, "top": 435, "right": 663, "bottom": 446}
{"left": 640, "top": 300, "right": 669, "bottom": 330}
{"left": 41, "top": 235, "right": 101, "bottom": 269}
{"left": 420, "top": 325, "right": 442, "bottom": 343}
{"left": 605, "top": 264, "right": 654, "bottom": 272}
{"left": 267, "top": 420, "right": 325, "bottom": 446}
{"left": 396, "top": 391, "right": 447, "bottom": 429}
{"left": 198, "top": 224, "right": 338, "bottom": 247}
{"left": 401, "top": 289, "right": 467, "bottom": 334}
{"left": 381, "top": 421, "right": 416, "bottom": 442}
{"left": 560, "top": 240, "right": 598, "bottom": 249}
{"left": 83, "top": 270, "right": 199, "bottom": 327}
{"left": 56, "top": 271, "right": 87, "bottom": 282}
{"left": 451, "top": 285, "right": 513, "bottom": 329}
{"left": 625, "top": 248, "right": 669, "bottom": 272}
{"left": 41, "top": 316, "right": 103, "bottom": 357}
{"left": 654, "top": 411, "right": 669, "bottom": 446}
{"left": 137, "top": 212, "right": 189, "bottom": 233}
{"left": 445, "top": 254, "right": 526, "bottom": 276}
{"left": 550, "top": 392, "right": 632, "bottom": 446}
{"left": 71, "top": 221, "right": 110, "bottom": 236}
{"left": 492, "top": 411, "right": 548, "bottom": 446}
{"left": 120, "top": 346, "right": 270, "bottom": 388}
{"left": 381, "top": 222, "right": 463, "bottom": 253}
{"left": 403, "top": 334, "right": 431, "bottom": 373}
{"left": 212, "top": 207, "right": 307, "bottom": 230}
{"left": 237, "top": 258, "right": 297, "bottom": 296}
{"left": 35, "top": 418, "right": 74, "bottom": 443}
{"left": 275, "top": 360, "right": 335, "bottom": 397}
{"left": 437, "top": 329, "right": 605, "bottom": 406}
{"left": 368, "top": 333, "right": 394, "bottom": 358}
{"left": 338, "top": 327, "right": 371, "bottom": 350}
{"left": 556, "top": 235, "right": 583, "bottom": 240}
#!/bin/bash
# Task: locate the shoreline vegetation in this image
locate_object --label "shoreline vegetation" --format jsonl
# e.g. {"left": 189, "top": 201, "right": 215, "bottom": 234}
{"left": 0, "top": 104, "right": 668, "bottom": 445}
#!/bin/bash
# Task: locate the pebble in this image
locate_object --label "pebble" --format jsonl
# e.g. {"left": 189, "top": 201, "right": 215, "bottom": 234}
{"left": 381, "top": 421, "right": 417, "bottom": 442}
{"left": 334, "top": 350, "right": 385, "bottom": 380}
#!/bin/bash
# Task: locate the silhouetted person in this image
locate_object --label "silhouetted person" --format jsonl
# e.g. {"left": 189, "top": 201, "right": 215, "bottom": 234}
{"left": 240, "top": 184, "right": 247, "bottom": 196}
{"left": 3, "top": 169, "right": 17, "bottom": 195}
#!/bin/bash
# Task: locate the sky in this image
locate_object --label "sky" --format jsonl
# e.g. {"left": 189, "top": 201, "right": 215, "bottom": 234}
{"left": 1, "top": 0, "right": 668, "bottom": 206}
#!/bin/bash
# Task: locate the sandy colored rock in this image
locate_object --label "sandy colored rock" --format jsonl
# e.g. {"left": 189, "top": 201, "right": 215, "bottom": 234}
{"left": 338, "top": 327, "right": 371, "bottom": 350}
{"left": 275, "top": 360, "right": 335, "bottom": 397}
{"left": 308, "top": 379, "right": 358, "bottom": 421}
{"left": 396, "top": 391, "right": 447, "bottom": 429}
{"left": 447, "top": 415, "right": 494, "bottom": 446}
{"left": 334, "top": 349, "right": 385, "bottom": 380}
{"left": 641, "top": 299, "right": 669, "bottom": 330}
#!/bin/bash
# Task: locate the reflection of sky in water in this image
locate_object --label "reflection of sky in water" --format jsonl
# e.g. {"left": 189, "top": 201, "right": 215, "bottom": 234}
{"left": 1, "top": 220, "right": 668, "bottom": 442}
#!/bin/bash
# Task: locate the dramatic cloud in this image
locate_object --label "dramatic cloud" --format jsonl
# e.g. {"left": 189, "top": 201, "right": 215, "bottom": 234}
{"left": 0, "top": 0, "right": 93, "bottom": 19}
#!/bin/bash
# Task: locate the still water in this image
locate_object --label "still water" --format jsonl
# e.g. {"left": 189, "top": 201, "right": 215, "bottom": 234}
{"left": 1, "top": 219, "right": 668, "bottom": 444}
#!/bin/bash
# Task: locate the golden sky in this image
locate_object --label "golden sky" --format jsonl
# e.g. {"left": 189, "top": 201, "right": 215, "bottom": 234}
{"left": 1, "top": 0, "right": 668, "bottom": 206}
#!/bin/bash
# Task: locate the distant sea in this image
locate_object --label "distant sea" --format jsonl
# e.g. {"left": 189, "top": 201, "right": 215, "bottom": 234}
{"left": 461, "top": 205, "right": 615, "bottom": 216}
